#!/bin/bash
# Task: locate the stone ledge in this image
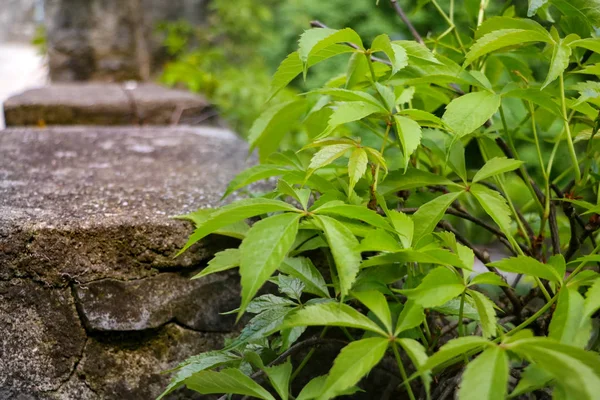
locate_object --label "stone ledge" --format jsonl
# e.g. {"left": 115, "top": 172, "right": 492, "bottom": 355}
{"left": 0, "top": 126, "right": 252, "bottom": 398}
{"left": 2, "top": 83, "right": 219, "bottom": 126}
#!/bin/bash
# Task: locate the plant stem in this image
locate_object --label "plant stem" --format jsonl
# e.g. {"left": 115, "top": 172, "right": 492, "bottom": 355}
{"left": 389, "top": 0, "right": 423, "bottom": 44}
{"left": 559, "top": 73, "right": 581, "bottom": 182}
{"left": 565, "top": 242, "right": 600, "bottom": 283}
{"left": 504, "top": 295, "right": 557, "bottom": 336}
{"left": 373, "top": 122, "right": 392, "bottom": 193}
{"left": 458, "top": 290, "right": 466, "bottom": 336}
{"left": 392, "top": 342, "right": 416, "bottom": 400}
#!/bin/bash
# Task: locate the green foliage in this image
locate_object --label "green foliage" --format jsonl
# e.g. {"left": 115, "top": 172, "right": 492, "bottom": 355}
{"left": 162, "top": 1, "right": 600, "bottom": 399}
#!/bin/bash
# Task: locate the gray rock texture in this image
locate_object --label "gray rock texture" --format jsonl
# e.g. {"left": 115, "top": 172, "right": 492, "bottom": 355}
{"left": 3, "top": 83, "right": 218, "bottom": 127}
{"left": 0, "top": 126, "right": 251, "bottom": 398}
{"left": 44, "top": 0, "right": 208, "bottom": 81}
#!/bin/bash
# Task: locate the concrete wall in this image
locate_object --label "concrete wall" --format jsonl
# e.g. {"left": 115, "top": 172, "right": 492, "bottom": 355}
{"left": 44, "top": 0, "right": 208, "bottom": 82}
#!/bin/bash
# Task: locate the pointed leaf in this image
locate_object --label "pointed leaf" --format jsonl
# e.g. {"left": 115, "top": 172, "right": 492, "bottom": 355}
{"left": 224, "top": 164, "right": 292, "bottom": 198}
{"left": 319, "top": 102, "right": 383, "bottom": 139}
{"left": 240, "top": 213, "right": 302, "bottom": 313}
{"left": 347, "top": 148, "right": 368, "bottom": 194}
{"left": 299, "top": 28, "right": 364, "bottom": 64}
{"left": 469, "top": 272, "right": 508, "bottom": 287}
{"left": 178, "top": 198, "right": 299, "bottom": 255}
{"left": 313, "top": 202, "right": 394, "bottom": 231}
{"left": 394, "top": 115, "right": 423, "bottom": 169}
{"left": 352, "top": 290, "right": 393, "bottom": 333}
{"left": 396, "top": 338, "right": 431, "bottom": 395}
{"left": 319, "top": 338, "right": 389, "bottom": 400}
{"left": 488, "top": 255, "right": 562, "bottom": 283}
{"left": 388, "top": 210, "right": 414, "bottom": 248}
{"left": 583, "top": 279, "right": 600, "bottom": 319}
{"left": 183, "top": 368, "right": 275, "bottom": 400}
{"left": 468, "top": 290, "right": 497, "bottom": 339}
{"left": 394, "top": 301, "right": 425, "bottom": 336}
{"left": 280, "top": 257, "right": 330, "bottom": 298}
{"left": 227, "top": 307, "right": 293, "bottom": 349}
{"left": 469, "top": 184, "right": 514, "bottom": 243}
{"left": 283, "top": 301, "right": 387, "bottom": 336}
{"left": 458, "top": 346, "right": 508, "bottom": 400}
{"left": 264, "top": 360, "right": 292, "bottom": 400}
{"left": 398, "top": 266, "right": 465, "bottom": 308}
{"left": 315, "top": 215, "right": 361, "bottom": 297}
{"left": 379, "top": 168, "right": 459, "bottom": 196}
{"left": 542, "top": 40, "right": 571, "bottom": 89}
{"left": 421, "top": 336, "right": 491, "bottom": 371}
{"left": 442, "top": 91, "right": 501, "bottom": 137}
{"left": 309, "top": 144, "right": 354, "bottom": 171}
{"left": 358, "top": 229, "right": 402, "bottom": 253}
{"left": 412, "top": 191, "right": 463, "bottom": 244}
{"left": 371, "top": 34, "right": 408, "bottom": 74}
{"left": 269, "top": 51, "right": 303, "bottom": 100}
{"left": 549, "top": 286, "right": 585, "bottom": 345}
{"left": 464, "top": 29, "right": 552, "bottom": 67}
{"left": 192, "top": 249, "right": 240, "bottom": 280}
{"left": 472, "top": 157, "right": 524, "bottom": 183}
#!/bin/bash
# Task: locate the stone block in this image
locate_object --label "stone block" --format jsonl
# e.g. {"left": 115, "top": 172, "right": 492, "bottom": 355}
{"left": 3, "top": 83, "right": 217, "bottom": 127}
{"left": 0, "top": 126, "right": 252, "bottom": 398}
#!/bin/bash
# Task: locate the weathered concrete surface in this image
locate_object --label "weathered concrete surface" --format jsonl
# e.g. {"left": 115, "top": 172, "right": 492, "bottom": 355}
{"left": 74, "top": 272, "right": 239, "bottom": 332}
{"left": 0, "top": 126, "right": 252, "bottom": 398}
{"left": 3, "top": 83, "right": 217, "bottom": 127}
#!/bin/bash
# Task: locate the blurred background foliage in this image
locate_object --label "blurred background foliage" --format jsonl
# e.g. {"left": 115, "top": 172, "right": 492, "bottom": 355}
{"left": 157, "top": 0, "right": 509, "bottom": 134}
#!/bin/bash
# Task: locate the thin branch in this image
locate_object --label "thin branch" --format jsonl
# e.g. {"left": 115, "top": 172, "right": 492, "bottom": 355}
{"left": 389, "top": 0, "right": 424, "bottom": 44}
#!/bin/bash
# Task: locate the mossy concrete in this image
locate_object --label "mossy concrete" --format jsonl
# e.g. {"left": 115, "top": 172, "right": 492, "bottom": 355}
{"left": 0, "top": 126, "right": 252, "bottom": 398}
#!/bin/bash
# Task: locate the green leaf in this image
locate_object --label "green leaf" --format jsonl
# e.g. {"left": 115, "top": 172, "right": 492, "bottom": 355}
{"left": 347, "top": 148, "right": 368, "bottom": 194}
{"left": 269, "top": 51, "right": 302, "bottom": 100}
{"left": 280, "top": 257, "right": 330, "bottom": 298}
{"left": 375, "top": 82, "right": 396, "bottom": 111}
{"left": 469, "top": 184, "right": 514, "bottom": 244}
{"left": 476, "top": 17, "right": 549, "bottom": 38}
{"left": 352, "top": 290, "right": 393, "bottom": 333}
{"left": 379, "top": 168, "right": 459, "bottom": 196}
{"left": 394, "top": 115, "right": 423, "bottom": 169}
{"left": 393, "top": 40, "right": 441, "bottom": 65}
{"left": 308, "top": 144, "right": 354, "bottom": 170}
{"left": 448, "top": 140, "right": 468, "bottom": 183}
{"left": 346, "top": 52, "right": 370, "bottom": 88}
{"left": 542, "top": 40, "right": 571, "bottom": 89}
{"left": 192, "top": 249, "right": 240, "bottom": 280}
{"left": 398, "top": 266, "right": 465, "bottom": 308}
{"left": 464, "top": 29, "right": 552, "bottom": 67}
{"left": 421, "top": 336, "right": 491, "bottom": 371}
{"left": 469, "top": 272, "right": 508, "bottom": 287}
{"left": 314, "top": 88, "right": 382, "bottom": 108}
{"left": 371, "top": 34, "right": 408, "bottom": 74}
{"left": 183, "top": 368, "right": 275, "bottom": 400}
{"left": 319, "top": 338, "right": 389, "bottom": 400}
{"left": 178, "top": 198, "right": 299, "bottom": 256}
{"left": 396, "top": 338, "right": 431, "bottom": 395}
{"left": 175, "top": 209, "right": 249, "bottom": 240}
{"left": 313, "top": 202, "right": 394, "bottom": 231}
{"left": 570, "top": 38, "right": 600, "bottom": 54}
{"left": 394, "top": 301, "right": 425, "bottom": 336}
{"left": 299, "top": 28, "right": 364, "bottom": 65}
{"left": 240, "top": 213, "right": 302, "bottom": 313}
{"left": 472, "top": 157, "right": 524, "bottom": 183}
{"left": 583, "top": 278, "right": 600, "bottom": 319}
{"left": 248, "top": 100, "right": 307, "bottom": 161}
{"left": 548, "top": 254, "right": 567, "bottom": 281}
{"left": 508, "top": 338, "right": 600, "bottom": 400}
{"left": 468, "top": 290, "right": 497, "bottom": 339}
{"left": 488, "top": 255, "right": 562, "bottom": 283}
{"left": 277, "top": 180, "right": 311, "bottom": 211}
{"left": 319, "top": 102, "right": 383, "bottom": 139}
{"left": 412, "top": 192, "right": 463, "bottom": 244}
{"left": 227, "top": 307, "right": 293, "bottom": 349}
{"left": 358, "top": 229, "right": 402, "bottom": 253}
{"left": 551, "top": 0, "right": 600, "bottom": 30}
{"left": 457, "top": 346, "right": 508, "bottom": 400}
{"left": 388, "top": 211, "right": 414, "bottom": 248}
{"left": 283, "top": 301, "right": 387, "bottom": 336}
{"left": 224, "top": 164, "right": 292, "bottom": 198}
{"left": 549, "top": 286, "right": 585, "bottom": 345}
{"left": 510, "top": 364, "right": 553, "bottom": 398}
{"left": 264, "top": 360, "right": 292, "bottom": 400}
{"left": 362, "top": 248, "right": 467, "bottom": 269}
{"left": 442, "top": 91, "right": 501, "bottom": 137}
{"left": 276, "top": 275, "right": 305, "bottom": 301}
{"left": 315, "top": 215, "right": 361, "bottom": 297}
{"left": 246, "top": 294, "right": 297, "bottom": 314}
{"left": 158, "top": 352, "right": 239, "bottom": 399}
{"left": 501, "top": 86, "right": 563, "bottom": 116}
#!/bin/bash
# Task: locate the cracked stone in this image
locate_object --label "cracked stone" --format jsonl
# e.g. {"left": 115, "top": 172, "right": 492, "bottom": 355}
{"left": 74, "top": 272, "right": 240, "bottom": 332}
{"left": 79, "top": 323, "right": 226, "bottom": 399}
{"left": 0, "top": 279, "right": 87, "bottom": 396}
